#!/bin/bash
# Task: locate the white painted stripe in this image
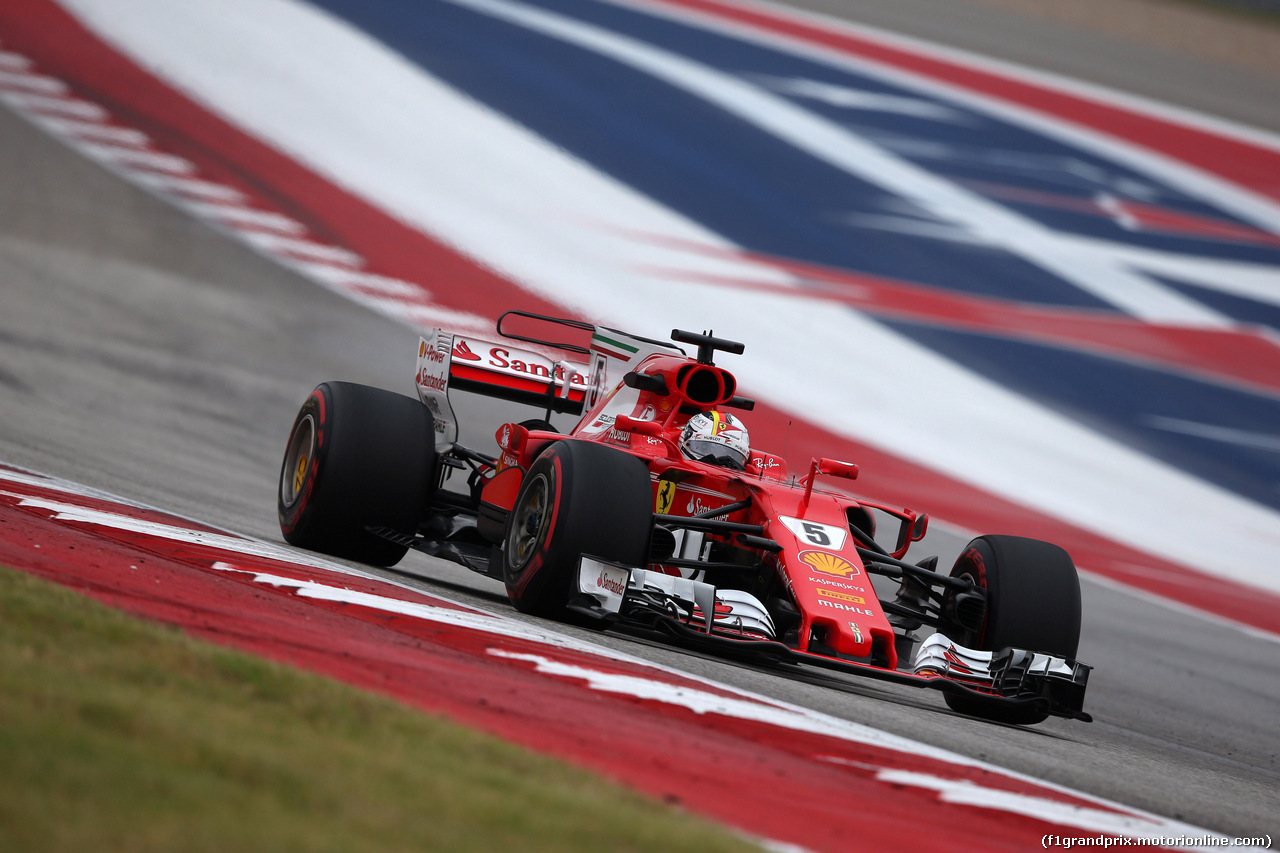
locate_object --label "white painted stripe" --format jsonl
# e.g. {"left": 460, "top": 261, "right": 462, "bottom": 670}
{"left": 866, "top": 767, "right": 1223, "bottom": 850}
{"left": 179, "top": 200, "right": 308, "bottom": 235}
{"left": 238, "top": 231, "right": 363, "bottom": 266}
{"left": 1060, "top": 235, "right": 1280, "bottom": 311}
{"left": 0, "top": 90, "right": 106, "bottom": 119}
{"left": 751, "top": 74, "right": 964, "bottom": 122}
{"left": 719, "top": 0, "right": 1280, "bottom": 154}
{"left": 55, "top": 0, "right": 1280, "bottom": 597}
{"left": 276, "top": 262, "right": 491, "bottom": 333}
{"left": 611, "top": 0, "right": 1280, "bottom": 237}
{"left": 340, "top": 293, "right": 495, "bottom": 334}
{"left": 296, "top": 262, "right": 429, "bottom": 297}
{"left": 0, "top": 465, "right": 1233, "bottom": 838}
{"left": 1145, "top": 416, "right": 1280, "bottom": 454}
{"left": 496, "top": 651, "right": 1219, "bottom": 845}
{"left": 0, "top": 482, "right": 975, "bottom": 763}
{"left": 30, "top": 114, "right": 150, "bottom": 146}
{"left": 1078, "top": 569, "right": 1280, "bottom": 647}
{"left": 129, "top": 172, "right": 248, "bottom": 203}
{"left": 448, "top": 0, "right": 1228, "bottom": 327}
{"left": 0, "top": 69, "right": 68, "bottom": 94}
{"left": 78, "top": 141, "right": 196, "bottom": 174}
{"left": 1, "top": 490, "right": 350, "bottom": 573}
{"left": 0, "top": 51, "right": 34, "bottom": 71}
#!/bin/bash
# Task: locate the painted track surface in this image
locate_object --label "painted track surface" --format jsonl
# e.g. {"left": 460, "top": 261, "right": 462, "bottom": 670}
{"left": 2, "top": 464, "right": 1229, "bottom": 851}
{"left": 1, "top": 74, "right": 1277, "bottom": 851}
{"left": 4, "top": 0, "right": 1277, "bottom": 639}
{"left": 21, "top": 0, "right": 1280, "bottom": 639}
{"left": 0, "top": 0, "right": 1278, "bottom": 844}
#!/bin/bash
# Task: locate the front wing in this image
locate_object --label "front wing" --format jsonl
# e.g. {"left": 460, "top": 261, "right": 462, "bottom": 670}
{"left": 573, "top": 556, "right": 1093, "bottom": 722}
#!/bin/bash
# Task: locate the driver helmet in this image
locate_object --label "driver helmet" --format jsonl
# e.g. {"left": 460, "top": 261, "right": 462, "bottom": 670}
{"left": 680, "top": 411, "right": 750, "bottom": 469}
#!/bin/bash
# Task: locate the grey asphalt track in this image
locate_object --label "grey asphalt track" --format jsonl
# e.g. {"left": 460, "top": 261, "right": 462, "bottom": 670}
{"left": 1, "top": 4, "right": 1277, "bottom": 838}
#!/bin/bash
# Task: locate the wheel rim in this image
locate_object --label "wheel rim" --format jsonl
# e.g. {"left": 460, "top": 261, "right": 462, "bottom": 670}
{"left": 952, "top": 568, "right": 985, "bottom": 647}
{"left": 508, "top": 472, "right": 550, "bottom": 571}
{"left": 280, "top": 414, "right": 316, "bottom": 509}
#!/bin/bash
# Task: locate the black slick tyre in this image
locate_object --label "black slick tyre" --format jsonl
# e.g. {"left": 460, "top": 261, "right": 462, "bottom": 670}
{"left": 944, "top": 535, "right": 1081, "bottom": 725}
{"left": 503, "top": 440, "right": 652, "bottom": 616}
{"left": 278, "top": 381, "right": 435, "bottom": 567}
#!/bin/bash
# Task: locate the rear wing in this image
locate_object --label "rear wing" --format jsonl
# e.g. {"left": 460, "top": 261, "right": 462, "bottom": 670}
{"left": 415, "top": 313, "right": 682, "bottom": 451}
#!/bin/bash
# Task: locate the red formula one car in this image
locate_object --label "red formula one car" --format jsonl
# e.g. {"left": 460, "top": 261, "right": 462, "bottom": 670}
{"left": 278, "top": 313, "right": 1091, "bottom": 724}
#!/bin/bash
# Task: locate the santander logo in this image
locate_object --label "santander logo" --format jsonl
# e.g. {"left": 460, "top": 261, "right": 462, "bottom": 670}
{"left": 596, "top": 570, "right": 627, "bottom": 597}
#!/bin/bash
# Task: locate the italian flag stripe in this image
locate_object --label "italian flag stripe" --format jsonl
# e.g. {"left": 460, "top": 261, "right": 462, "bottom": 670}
{"left": 591, "top": 332, "right": 638, "bottom": 360}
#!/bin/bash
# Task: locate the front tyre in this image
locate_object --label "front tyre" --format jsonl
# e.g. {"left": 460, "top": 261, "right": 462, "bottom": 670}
{"left": 503, "top": 440, "right": 652, "bottom": 616}
{"left": 943, "top": 535, "right": 1081, "bottom": 724}
{"left": 278, "top": 381, "right": 435, "bottom": 567}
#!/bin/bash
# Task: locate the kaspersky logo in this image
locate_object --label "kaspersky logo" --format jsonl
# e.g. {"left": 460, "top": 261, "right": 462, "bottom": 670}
{"left": 798, "top": 550, "right": 860, "bottom": 578}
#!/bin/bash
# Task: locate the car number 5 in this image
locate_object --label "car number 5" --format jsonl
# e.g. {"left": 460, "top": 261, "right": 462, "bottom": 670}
{"left": 778, "top": 516, "right": 848, "bottom": 551}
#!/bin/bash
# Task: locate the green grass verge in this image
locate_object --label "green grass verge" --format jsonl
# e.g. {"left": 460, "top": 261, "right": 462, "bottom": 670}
{"left": 0, "top": 565, "right": 756, "bottom": 853}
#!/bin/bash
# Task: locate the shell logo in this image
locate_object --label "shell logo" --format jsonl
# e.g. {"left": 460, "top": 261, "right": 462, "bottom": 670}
{"left": 799, "top": 550, "right": 860, "bottom": 578}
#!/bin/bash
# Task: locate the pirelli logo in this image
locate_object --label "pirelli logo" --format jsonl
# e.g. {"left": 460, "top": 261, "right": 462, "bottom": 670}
{"left": 817, "top": 588, "right": 865, "bottom": 604}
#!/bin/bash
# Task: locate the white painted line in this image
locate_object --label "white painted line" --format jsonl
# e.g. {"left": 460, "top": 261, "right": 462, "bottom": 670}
{"left": 494, "top": 651, "right": 1221, "bottom": 847}
{"left": 0, "top": 90, "right": 107, "bottom": 119}
{"left": 1146, "top": 416, "right": 1280, "bottom": 454}
{"left": 726, "top": 0, "right": 1280, "bottom": 153}
{"left": 78, "top": 142, "right": 196, "bottom": 174}
{"left": 31, "top": 114, "right": 150, "bottom": 146}
{"left": 447, "top": 0, "right": 1230, "bottom": 327}
{"left": 0, "top": 464, "right": 1230, "bottom": 841}
{"left": 239, "top": 231, "right": 363, "bottom": 266}
{"left": 614, "top": 0, "right": 1280, "bottom": 236}
{"left": 1, "top": 491, "right": 343, "bottom": 571}
{"left": 0, "top": 69, "right": 68, "bottom": 94}
{"left": 0, "top": 50, "right": 34, "bottom": 71}
{"left": 45, "top": 0, "right": 1280, "bottom": 596}
{"left": 329, "top": 292, "right": 494, "bottom": 335}
{"left": 868, "top": 766, "right": 1221, "bottom": 849}
{"left": 751, "top": 74, "right": 964, "bottom": 122}
{"left": 1079, "top": 570, "right": 1280, "bottom": 647}
{"left": 129, "top": 172, "right": 248, "bottom": 203}
{"left": 178, "top": 200, "right": 308, "bottom": 235}
{"left": 297, "top": 262, "right": 430, "bottom": 297}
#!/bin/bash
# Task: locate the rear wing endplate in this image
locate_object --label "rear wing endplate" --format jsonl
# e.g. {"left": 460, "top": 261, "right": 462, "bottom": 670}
{"left": 415, "top": 329, "right": 460, "bottom": 452}
{"left": 415, "top": 328, "right": 599, "bottom": 451}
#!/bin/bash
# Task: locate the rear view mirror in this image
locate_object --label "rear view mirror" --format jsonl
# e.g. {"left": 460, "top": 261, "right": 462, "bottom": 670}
{"left": 894, "top": 512, "right": 929, "bottom": 557}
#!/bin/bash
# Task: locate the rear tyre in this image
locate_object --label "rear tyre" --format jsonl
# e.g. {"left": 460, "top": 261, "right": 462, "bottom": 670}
{"left": 503, "top": 440, "right": 652, "bottom": 616}
{"left": 278, "top": 381, "right": 435, "bottom": 567}
{"left": 943, "top": 535, "right": 1081, "bottom": 724}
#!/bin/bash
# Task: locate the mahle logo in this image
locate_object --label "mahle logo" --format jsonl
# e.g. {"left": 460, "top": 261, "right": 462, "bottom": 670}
{"left": 798, "top": 550, "right": 860, "bottom": 578}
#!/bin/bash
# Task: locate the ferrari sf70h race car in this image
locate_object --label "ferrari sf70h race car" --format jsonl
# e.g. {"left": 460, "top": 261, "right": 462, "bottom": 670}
{"left": 278, "top": 313, "right": 1091, "bottom": 724}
